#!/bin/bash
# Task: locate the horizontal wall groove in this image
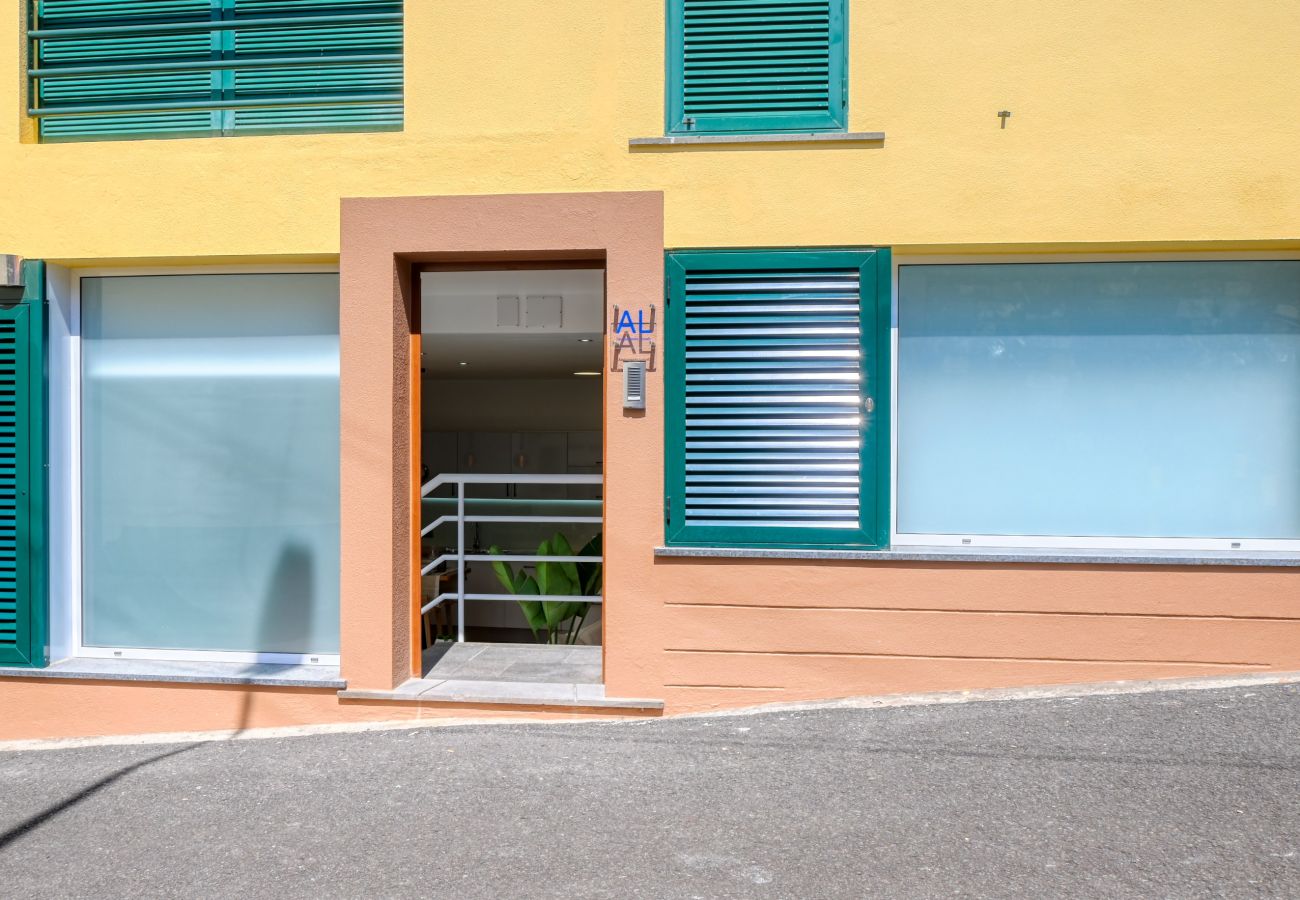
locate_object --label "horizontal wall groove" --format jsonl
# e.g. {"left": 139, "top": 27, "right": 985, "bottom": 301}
{"left": 664, "top": 684, "right": 785, "bottom": 690}
{"left": 665, "top": 648, "right": 1269, "bottom": 668}
{"left": 663, "top": 602, "right": 1300, "bottom": 623}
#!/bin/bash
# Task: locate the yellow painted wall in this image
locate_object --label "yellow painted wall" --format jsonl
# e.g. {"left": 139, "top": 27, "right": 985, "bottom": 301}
{"left": 2, "top": 0, "right": 1298, "bottom": 262}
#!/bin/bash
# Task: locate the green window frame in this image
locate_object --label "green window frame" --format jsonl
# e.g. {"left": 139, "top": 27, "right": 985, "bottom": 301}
{"left": 0, "top": 263, "right": 48, "bottom": 668}
{"left": 27, "top": 0, "right": 403, "bottom": 142}
{"left": 666, "top": 0, "right": 847, "bottom": 135}
{"left": 664, "top": 248, "right": 890, "bottom": 550}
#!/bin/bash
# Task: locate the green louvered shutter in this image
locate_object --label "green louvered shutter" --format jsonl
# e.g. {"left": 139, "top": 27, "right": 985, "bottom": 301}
{"left": 28, "top": 0, "right": 403, "bottom": 142}
{"left": 667, "top": 0, "right": 846, "bottom": 135}
{"left": 0, "top": 264, "right": 47, "bottom": 667}
{"left": 665, "top": 250, "right": 889, "bottom": 549}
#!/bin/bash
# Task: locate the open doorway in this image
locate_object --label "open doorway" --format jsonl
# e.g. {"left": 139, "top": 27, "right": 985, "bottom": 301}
{"left": 416, "top": 266, "right": 604, "bottom": 684}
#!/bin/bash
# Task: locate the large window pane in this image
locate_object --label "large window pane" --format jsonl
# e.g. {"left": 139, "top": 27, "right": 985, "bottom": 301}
{"left": 897, "top": 261, "right": 1300, "bottom": 540}
{"left": 81, "top": 274, "right": 340, "bottom": 654}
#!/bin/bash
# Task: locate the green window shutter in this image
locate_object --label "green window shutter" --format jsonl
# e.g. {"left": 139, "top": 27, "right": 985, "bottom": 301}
{"left": 665, "top": 249, "right": 889, "bottom": 549}
{"left": 28, "top": 0, "right": 403, "bottom": 142}
{"left": 0, "top": 263, "right": 47, "bottom": 668}
{"left": 667, "top": 0, "right": 847, "bottom": 135}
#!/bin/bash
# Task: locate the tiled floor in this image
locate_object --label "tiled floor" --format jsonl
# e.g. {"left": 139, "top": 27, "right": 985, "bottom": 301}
{"left": 341, "top": 642, "right": 660, "bottom": 709}
{"left": 421, "top": 641, "right": 601, "bottom": 685}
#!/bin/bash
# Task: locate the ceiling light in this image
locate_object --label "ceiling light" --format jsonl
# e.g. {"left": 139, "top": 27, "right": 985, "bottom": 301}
{"left": 573, "top": 371, "right": 600, "bottom": 377}
{"left": 578, "top": 338, "right": 593, "bottom": 343}
{"left": 458, "top": 361, "right": 468, "bottom": 367}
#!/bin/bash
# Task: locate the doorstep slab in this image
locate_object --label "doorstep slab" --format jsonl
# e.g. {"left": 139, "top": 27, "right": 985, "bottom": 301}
{"left": 338, "top": 677, "right": 664, "bottom": 711}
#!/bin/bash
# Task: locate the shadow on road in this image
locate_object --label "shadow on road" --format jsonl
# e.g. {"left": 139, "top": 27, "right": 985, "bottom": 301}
{"left": 0, "top": 544, "right": 317, "bottom": 852}
{"left": 0, "top": 743, "right": 198, "bottom": 851}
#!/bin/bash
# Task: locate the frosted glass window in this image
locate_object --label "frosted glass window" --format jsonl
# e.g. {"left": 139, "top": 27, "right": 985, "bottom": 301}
{"left": 897, "top": 261, "right": 1300, "bottom": 540}
{"left": 81, "top": 274, "right": 340, "bottom": 654}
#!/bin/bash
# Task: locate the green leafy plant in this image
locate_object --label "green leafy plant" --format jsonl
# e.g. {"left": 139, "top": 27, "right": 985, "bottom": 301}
{"left": 488, "top": 532, "right": 601, "bottom": 644}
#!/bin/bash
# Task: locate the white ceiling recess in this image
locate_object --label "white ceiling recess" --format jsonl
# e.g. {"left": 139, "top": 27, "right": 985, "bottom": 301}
{"left": 420, "top": 269, "right": 604, "bottom": 378}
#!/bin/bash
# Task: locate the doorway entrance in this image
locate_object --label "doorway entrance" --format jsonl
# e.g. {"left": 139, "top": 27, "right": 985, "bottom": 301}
{"left": 415, "top": 265, "right": 604, "bottom": 684}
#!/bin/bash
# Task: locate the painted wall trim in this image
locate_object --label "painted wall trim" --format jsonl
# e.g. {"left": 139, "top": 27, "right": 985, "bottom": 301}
{"left": 630, "top": 132, "right": 884, "bottom": 147}
{"left": 654, "top": 546, "right": 1300, "bottom": 568}
{"left": 0, "top": 657, "right": 345, "bottom": 689}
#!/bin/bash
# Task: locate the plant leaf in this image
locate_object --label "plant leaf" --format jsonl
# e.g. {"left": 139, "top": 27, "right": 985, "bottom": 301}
{"left": 577, "top": 533, "right": 602, "bottom": 596}
{"left": 487, "top": 545, "right": 516, "bottom": 594}
{"left": 551, "top": 532, "right": 580, "bottom": 585}
{"left": 515, "top": 574, "right": 547, "bottom": 640}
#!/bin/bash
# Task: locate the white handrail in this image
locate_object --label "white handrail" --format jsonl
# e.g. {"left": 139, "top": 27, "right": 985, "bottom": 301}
{"left": 422, "top": 593, "right": 603, "bottom": 615}
{"left": 422, "top": 472, "right": 603, "bottom": 496}
{"left": 419, "top": 473, "right": 603, "bottom": 642}
{"left": 425, "top": 552, "right": 596, "bottom": 573}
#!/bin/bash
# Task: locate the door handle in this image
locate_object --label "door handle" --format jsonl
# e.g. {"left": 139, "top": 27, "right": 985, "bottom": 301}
{"left": 864, "top": 397, "right": 875, "bottom": 414}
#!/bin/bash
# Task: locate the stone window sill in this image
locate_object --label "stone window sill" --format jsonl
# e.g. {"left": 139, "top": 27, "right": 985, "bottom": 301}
{"left": 0, "top": 657, "right": 346, "bottom": 689}
{"left": 629, "top": 131, "right": 885, "bottom": 148}
{"left": 654, "top": 545, "right": 1300, "bottom": 568}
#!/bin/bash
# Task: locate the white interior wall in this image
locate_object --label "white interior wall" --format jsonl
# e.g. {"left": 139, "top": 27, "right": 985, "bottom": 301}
{"left": 421, "top": 375, "right": 602, "bottom": 636}
{"left": 421, "top": 377, "right": 601, "bottom": 433}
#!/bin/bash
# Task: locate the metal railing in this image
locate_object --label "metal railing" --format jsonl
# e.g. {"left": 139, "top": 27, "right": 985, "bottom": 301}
{"left": 419, "top": 473, "right": 603, "bottom": 642}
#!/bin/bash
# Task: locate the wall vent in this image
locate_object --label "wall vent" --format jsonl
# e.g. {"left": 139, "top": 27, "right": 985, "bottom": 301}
{"left": 496, "top": 295, "right": 520, "bottom": 327}
{"left": 623, "top": 360, "right": 647, "bottom": 410}
{"left": 525, "top": 294, "right": 563, "bottom": 328}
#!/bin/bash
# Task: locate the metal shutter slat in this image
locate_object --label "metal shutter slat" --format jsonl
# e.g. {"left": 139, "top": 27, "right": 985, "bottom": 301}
{"left": 29, "top": 0, "right": 404, "bottom": 141}
{"left": 0, "top": 296, "right": 42, "bottom": 666}
{"left": 675, "top": 0, "right": 841, "bottom": 130}
{"left": 678, "top": 264, "right": 866, "bottom": 532}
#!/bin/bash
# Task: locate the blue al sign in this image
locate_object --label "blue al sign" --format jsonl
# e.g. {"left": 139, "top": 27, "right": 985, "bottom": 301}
{"left": 614, "top": 308, "right": 654, "bottom": 337}
{"left": 611, "top": 305, "right": 656, "bottom": 368}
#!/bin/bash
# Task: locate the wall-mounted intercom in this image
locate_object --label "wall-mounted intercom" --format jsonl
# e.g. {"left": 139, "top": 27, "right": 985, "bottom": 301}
{"left": 623, "top": 360, "right": 647, "bottom": 410}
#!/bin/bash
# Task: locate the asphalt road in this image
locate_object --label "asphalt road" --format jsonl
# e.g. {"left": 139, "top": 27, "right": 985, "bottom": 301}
{"left": 0, "top": 683, "right": 1297, "bottom": 899}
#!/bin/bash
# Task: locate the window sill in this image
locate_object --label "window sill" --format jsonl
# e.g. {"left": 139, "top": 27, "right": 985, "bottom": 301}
{"left": 0, "top": 657, "right": 346, "bottom": 689}
{"left": 629, "top": 131, "right": 885, "bottom": 148}
{"left": 654, "top": 545, "right": 1300, "bottom": 568}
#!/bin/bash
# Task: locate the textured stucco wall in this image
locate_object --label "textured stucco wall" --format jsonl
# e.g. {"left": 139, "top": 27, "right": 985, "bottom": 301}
{"left": 3, "top": 3, "right": 1299, "bottom": 736}
{"left": 338, "top": 191, "right": 666, "bottom": 692}
{"left": 2, "top": 1, "right": 1298, "bottom": 262}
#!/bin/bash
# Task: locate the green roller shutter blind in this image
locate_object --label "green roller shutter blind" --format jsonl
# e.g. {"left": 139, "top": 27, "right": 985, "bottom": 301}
{"left": 0, "top": 263, "right": 47, "bottom": 668}
{"left": 28, "top": 0, "right": 403, "bottom": 142}
{"left": 667, "top": 0, "right": 846, "bottom": 135}
{"left": 665, "top": 249, "right": 889, "bottom": 549}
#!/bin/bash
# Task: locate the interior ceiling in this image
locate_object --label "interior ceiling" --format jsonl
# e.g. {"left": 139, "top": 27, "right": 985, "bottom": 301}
{"left": 421, "top": 268, "right": 604, "bottom": 379}
{"left": 422, "top": 333, "right": 602, "bottom": 378}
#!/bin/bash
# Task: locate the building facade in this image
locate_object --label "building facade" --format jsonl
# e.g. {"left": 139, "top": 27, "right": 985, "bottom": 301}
{"left": 1, "top": 0, "right": 1298, "bottom": 741}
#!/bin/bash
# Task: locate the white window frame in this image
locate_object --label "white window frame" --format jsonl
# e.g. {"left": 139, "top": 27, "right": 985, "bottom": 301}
{"left": 58, "top": 265, "right": 341, "bottom": 666}
{"left": 889, "top": 251, "right": 1300, "bottom": 553}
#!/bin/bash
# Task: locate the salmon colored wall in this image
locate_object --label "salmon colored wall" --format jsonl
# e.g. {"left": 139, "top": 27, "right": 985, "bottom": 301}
{"left": 7, "top": 189, "right": 1295, "bottom": 742}
{"left": 339, "top": 191, "right": 666, "bottom": 691}
{"left": 603, "top": 335, "right": 1300, "bottom": 711}
{"left": 0, "top": 681, "right": 645, "bottom": 743}
{"left": 628, "top": 561, "right": 1300, "bottom": 711}
{"left": 335, "top": 190, "right": 1300, "bottom": 715}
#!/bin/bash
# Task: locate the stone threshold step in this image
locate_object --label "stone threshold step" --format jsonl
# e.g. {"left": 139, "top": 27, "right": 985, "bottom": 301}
{"left": 0, "top": 657, "right": 345, "bottom": 689}
{"left": 339, "top": 678, "right": 664, "bottom": 712}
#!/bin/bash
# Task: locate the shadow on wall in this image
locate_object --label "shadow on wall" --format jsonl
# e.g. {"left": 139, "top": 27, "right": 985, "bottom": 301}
{"left": 259, "top": 542, "right": 317, "bottom": 658}
{"left": 0, "top": 543, "right": 319, "bottom": 851}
